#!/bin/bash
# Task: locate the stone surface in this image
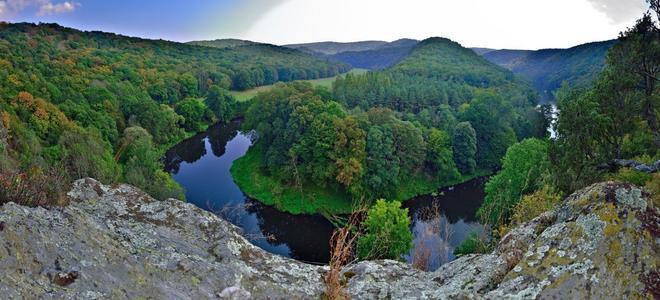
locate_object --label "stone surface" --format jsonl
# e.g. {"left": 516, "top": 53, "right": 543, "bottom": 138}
{"left": 0, "top": 179, "right": 658, "bottom": 299}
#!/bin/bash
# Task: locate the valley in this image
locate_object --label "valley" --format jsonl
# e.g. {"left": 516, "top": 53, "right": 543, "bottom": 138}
{"left": 0, "top": 3, "right": 658, "bottom": 298}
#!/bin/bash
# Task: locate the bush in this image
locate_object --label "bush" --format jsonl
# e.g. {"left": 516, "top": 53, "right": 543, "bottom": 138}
{"left": 609, "top": 167, "right": 653, "bottom": 187}
{"left": 357, "top": 199, "right": 413, "bottom": 260}
{"left": 454, "top": 232, "right": 490, "bottom": 256}
{"left": 645, "top": 173, "right": 660, "bottom": 208}
{"left": 510, "top": 186, "right": 562, "bottom": 226}
{"left": 0, "top": 168, "right": 69, "bottom": 207}
{"left": 478, "top": 138, "right": 549, "bottom": 226}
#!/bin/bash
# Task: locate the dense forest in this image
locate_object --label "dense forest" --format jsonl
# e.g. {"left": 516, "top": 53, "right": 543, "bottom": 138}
{"left": 483, "top": 40, "right": 616, "bottom": 100}
{"left": 234, "top": 36, "right": 548, "bottom": 214}
{"left": 0, "top": 22, "right": 349, "bottom": 204}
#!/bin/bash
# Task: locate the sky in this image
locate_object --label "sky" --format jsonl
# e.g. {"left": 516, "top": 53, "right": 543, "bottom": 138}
{"left": 0, "top": 0, "right": 651, "bottom": 49}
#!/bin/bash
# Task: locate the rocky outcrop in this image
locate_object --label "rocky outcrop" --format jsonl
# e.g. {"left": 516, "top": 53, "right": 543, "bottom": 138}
{"left": 0, "top": 179, "right": 658, "bottom": 299}
{"left": 607, "top": 159, "right": 660, "bottom": 173}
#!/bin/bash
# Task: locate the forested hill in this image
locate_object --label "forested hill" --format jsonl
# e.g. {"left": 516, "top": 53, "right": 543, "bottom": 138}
{"left": 284, "top": 40, "right": 389, "bottom": 55}
{"left": 0, "top": 23, "right": 350, "bottom": 92}
{"left": 0, "top": 22, "right": 348, "bottom": 204}
{"left": 326, "top": 39, "right": 418, "bottom": 70}
{"left": 391, "top": 37, "right": 516, "bottom": 86}
{"left": 186, "top": 38, "right": 257, "bottom": 49}
{"left": 482, "top": 40, "right": 616, "bottom": 101}
{"left": 237, "top": 36, "right": 547, "bottom": 212}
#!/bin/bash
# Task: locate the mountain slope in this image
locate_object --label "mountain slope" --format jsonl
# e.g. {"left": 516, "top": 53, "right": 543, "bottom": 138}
{"left": 0, "top": 22, "right": 349, "bottom": 202}
{"left": 327, "top": 39, "right": 418, "bottom": 70}
{"left": 391, "top": 37, "right": 515, "bottom": 86}
{"left": 187, "top": 38, "right": 257, "bottom": 49}
{"left": 284, "top": 40, "right": 388, "bottom": 55}
{"left": 483, "top": 40, "right": 616, "bottom": 100}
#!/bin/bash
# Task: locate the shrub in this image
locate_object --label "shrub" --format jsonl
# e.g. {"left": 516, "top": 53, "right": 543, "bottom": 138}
{"left": 357, "top": 199, "right": 413, "bottom": 260}
{"left": 0, "top": 167, "right": 68, "bottom": 207}
{"left": 645, "top": 173, "right": 660, "bottom": 208}
{"left": 510, "top": 186, "right": 562, "bottom": 226}
{"left": 609, "top": 167, "right": 653, "bottom": 187}
{"left": 454, "top": 232, "right": 490, "bottom": 256}
{"left": 478, "top": 138, "right": 549, "bottom": 226}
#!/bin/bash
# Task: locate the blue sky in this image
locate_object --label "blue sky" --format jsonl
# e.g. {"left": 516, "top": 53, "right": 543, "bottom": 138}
{"left": 0, "top": 0, "right": 650, "bottom": 49}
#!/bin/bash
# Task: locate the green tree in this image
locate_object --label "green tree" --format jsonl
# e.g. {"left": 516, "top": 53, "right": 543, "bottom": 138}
{"left": 57, "top": 127, "right": 120, "bottom": 183}
{"left": 364, "top": 126, "right": 400, "bottom": 199}
{"left": 460, "top": 92, "right": 517, "bottom": 170}
{"left": 606, "top": 12, "right": 659, "bottom": 148}
{"left": 120, "top": 127, "right": 185, "bottom": 200}
{"left": 452, "top": 122, "right": 477, "bottom": 175}
{"left": 179, "top": 73, "right": 199, "bottom": 97}
{"left": 478, "top": 138, "right": 549, "bottom": 226}
{"left": 204, "top": 85, "right": 236, "bottom": 122}
{"left": 357, "top": 199, "right": 413, "bottom": 260}
{"left": 426, "top": 128, "right": 460, "bottom": 182}
{"left": 175, "top": 98, "right": 209, "bottom": 132}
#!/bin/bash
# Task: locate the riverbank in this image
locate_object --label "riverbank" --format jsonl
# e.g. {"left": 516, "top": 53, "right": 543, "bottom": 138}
{"left": 230, "top": 146, "right": 491, "bottom": 215}
{"left": 230, "top": 146, "right": 355, "bottom": 214}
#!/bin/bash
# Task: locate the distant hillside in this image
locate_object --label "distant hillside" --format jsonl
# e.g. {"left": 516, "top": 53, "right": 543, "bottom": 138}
{"left": 328, "top": 39, "right": 418, "bottom": 70}
{"left": 187, "top": 38, "right": 257, "bottom": 49}
{"left": 391, "top": 37, "right": 515, "bottom": 87}
{"left": 285, "top": 40, "right": 388, "bottom": 55}
{"left": 471, "top": 47, "right": 496, "bottom": 55}
{"left": 482, "top": 40, "right": 616, "bottom": 100}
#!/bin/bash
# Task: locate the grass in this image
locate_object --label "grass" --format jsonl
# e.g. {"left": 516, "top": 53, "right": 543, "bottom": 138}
{"left": 229, "top": 68, "right": 369, "bottom": 102}
{"left": 230, "top": 146, "right": 354, "bottom": 215}
{"left": 231, "top": 144, "right": 492, "bottom": 216}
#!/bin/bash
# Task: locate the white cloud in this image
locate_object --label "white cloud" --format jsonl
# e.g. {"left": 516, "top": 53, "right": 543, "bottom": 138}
{"left": 585, "top": 0, "right": 647, "bottom": 23}
{"left": 0, "top": 0, "right": 79, "bottom": 19}
{"left": 37, "top": 1, "right": 78, "bottom": 16}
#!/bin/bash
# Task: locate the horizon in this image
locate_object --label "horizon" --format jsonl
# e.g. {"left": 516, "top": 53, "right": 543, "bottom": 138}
{"left": 1, "top": 20, "right": 621, "bottom": 52}
{"left": 0, "top": 0, "right": 651, "bottom": 50}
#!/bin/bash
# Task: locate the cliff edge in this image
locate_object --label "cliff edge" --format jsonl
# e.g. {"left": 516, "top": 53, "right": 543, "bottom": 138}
{"left": 0, "top": 178, "right": 657, "bottom": 299}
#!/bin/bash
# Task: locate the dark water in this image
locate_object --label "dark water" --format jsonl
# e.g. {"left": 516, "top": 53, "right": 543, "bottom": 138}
{"left": 165, "top": 121, "right": 486, "bottom": 268}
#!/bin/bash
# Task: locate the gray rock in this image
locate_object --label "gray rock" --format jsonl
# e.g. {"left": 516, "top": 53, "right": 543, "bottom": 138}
{"left": 0, "top": 179, "right": 657, "bottom": 299}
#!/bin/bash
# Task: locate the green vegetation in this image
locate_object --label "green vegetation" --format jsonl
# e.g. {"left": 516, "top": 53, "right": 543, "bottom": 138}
{"left": 453, "top": 232, "right": 490, "bottom": 256}
{"left": 357, "top": 199, "right": 413, "bottom": 260}
{"left": 509, "top": 186, "right": 562, "bottom": 226}
{"left": 229, "top": 68, "right": 368, "bottom": 102}
{"left": 483, "top": 40, "right": 616, "bottom": 100}
{"left": 0, "top": 22, "right": 348, "bottom": 205}
{"left": 237, "top": 37, "right": 546, "bottom": 214}
{"left": 549, "top": 11, "right": 659, "bottom": 194}
{"left": 230, "top": 144, "right": 354, "bottom": 215}
{"left": 478, "top": 138, "right": 549, "bottom": 226}
{"left": 478, "top": 5, "right": 658, "bottom": 247}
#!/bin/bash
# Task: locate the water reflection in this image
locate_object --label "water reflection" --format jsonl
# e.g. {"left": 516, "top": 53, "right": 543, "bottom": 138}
{"left": 404, "top": 178, "right": 487, "bottom": 271}
{"left": 164, "top": 120, "right": 333, "bottom": 263}
{"left": 165, "top": 121, "right": 486, "bottom": 267}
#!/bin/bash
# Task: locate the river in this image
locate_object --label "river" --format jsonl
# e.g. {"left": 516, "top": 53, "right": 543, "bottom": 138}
{"left": 165, "top": 120, "right": 485, "bottom": 270}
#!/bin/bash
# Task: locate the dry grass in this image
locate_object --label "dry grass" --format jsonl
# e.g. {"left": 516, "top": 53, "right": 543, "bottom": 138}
{"left": 0, "top": 167, "right": 69, "bottom": 207}
{"left": 323, "top": 209, "right": 366, "bottom": 300}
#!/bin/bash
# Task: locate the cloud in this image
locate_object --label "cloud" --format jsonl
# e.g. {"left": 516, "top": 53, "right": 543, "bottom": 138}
{"left": 585, "top": 0, "right": 648, "bottom": 23}
{"left": 37, "top": 1, "right": 78, "bottom": 16}
{"left": 0, "top": 0, "right": 79, "bottom": 19}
